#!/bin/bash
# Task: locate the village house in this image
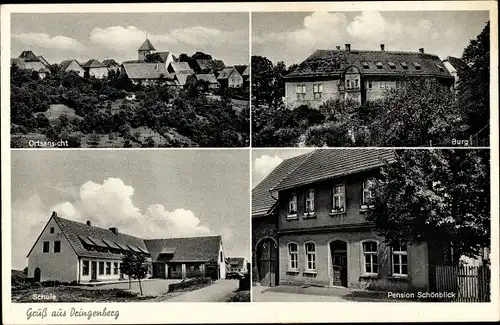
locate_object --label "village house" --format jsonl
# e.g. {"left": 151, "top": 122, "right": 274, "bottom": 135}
{"left": 82, "top": 59, "right": 108, "bottom": 79}
{"left": 59, "top": 59, "right": 85, "bottom": 77}
{"left": 234, "top": 65, "right": 250, "bottom": 88}
{"left": 252, "top": 149, "right": 458, "bottom": 292}
{"left": 442, "top": 56, "right": 468, "bottom": 88}
{"left": 284, "top": 44, "right": 454, "bottom": 109}
{"left": 217, "top": 67, "right": 244, "bottom": 88}
{"left": 120, "top": 62, "right": 177, "bottom": 86}
{"left": 185, "top": 73, "right": 221, "bottom": 91}
{"left": 102, "top": 59, "right": 121, "bottom": 74}
{"left": 11, "top": 50, "right": 51, "bottom": 79}
{"left": 194, "top": 59, "right": 226, "bottom": 74}
{"left": 26, "top": 212, "right": 227, "bottom": 283}
{"left": 227, "top": 257, "right": 249, "bottom": 273}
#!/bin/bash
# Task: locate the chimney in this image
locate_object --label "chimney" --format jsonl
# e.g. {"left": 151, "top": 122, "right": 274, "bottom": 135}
{"left": 419, "top": 48, "right": 425, "bottom": 53}
{"left": 380, "top": 44, "right": 385, "bottom": 51}
{"left": 345, "top": 44, "right": 351, "bottom": 52}
{"left": 109, "top": 227, "right": 119, "bottom": 235}
{"left": 336, "top": 45, "right": 341, "bottom": 50}
{"left": 51, "top": 211, "right": 57, "bottom": 218}
{"left": 86, "top": 220, "right": 91, "bottom": 226}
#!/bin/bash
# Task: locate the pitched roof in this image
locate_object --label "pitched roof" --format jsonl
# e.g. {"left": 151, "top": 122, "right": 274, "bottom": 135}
{"left": 49, "top": 216, "right": 150, "bottom": 259}
{"left": 102, "top": 59, "right": 120, "bottom": 67}
{"left": 196, "top": 59, "right": 226, "bottom": 72}
{"left": 175, "top": 72, "right": 194, "bottom": 86}
{"left": 144, "top": 236, "right": 221, "bottom": 262}
{"left": 227, "top": 257, "right": 246, "bottom": 268}
{"left": 272, "top": 149, "right": 396, "bottom": 191}
{"left": 60, "top": 59, "right": 83, "bottom": 71}
{"left": 11, "top": 58, "right": 26, "bottom": 69}
{"left": 169, "top": 62, "right": 194, "bottom": 73}
{"left": 234, "top": 65, "right": 249, "bottom": 76}
{"left": 82, "top": 59, "right": 105, "bottom": 68}
{"left": 252, "top": 152, "right": 311, "bottom": 217}
{"left": 153, "top": 52, "right": 171, "bottom": 63}
{"left": 19, "top": 50, "right": 39, "bottom": 62}
{"left": 195, "top": 73, "right": 219, "bottom": 84}
{"left": 37, "top": 56, "right": 50, "bottom": 67}
{"left": 138, "top": 38, "right": 156, "bottom": 51}
{"left": 286, "top": 49, "right": 453, "bottom": 79}
{"left": 444, "top": 56, "right": 468, "bottom": 74}
{"left": 122, "top": 63, "right": 172, "bottom": 80}
{"left": 217, "top": 67, "right": 240, "bottom": 80}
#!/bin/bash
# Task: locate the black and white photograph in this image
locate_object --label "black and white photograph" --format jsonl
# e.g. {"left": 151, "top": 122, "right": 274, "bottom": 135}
{"left": 11, "top": 150, "right": 251, "bottom": 302}
{"left": 10, "top": 12, "right": 250, "bottom": 148}
{"left": 252, "top": 149, "right": 490, "bottom": 302}
{"left": 251, "top": 11, "right": 490, "bottom": 147}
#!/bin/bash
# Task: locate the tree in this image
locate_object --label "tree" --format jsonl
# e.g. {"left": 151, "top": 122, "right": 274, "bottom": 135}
{"left": 204, "top": 259, "right": 219, "bottom": 281}
{"left": 457, "top": 21, "right": 490, "bottom": 137}
{"left": 366, "top": 149, "right": 490, "bottom": 265}
{"left": 191, "top": 52, "right": 212, "bottom": 60}
{"left": 251, "top": 56, "right": 275, "bottom": 107}
{"left": 120, "top": 251, "right": 149, "bottom": 295}
{"left": 272, "top": 61, "right": 287, "bottom": 109}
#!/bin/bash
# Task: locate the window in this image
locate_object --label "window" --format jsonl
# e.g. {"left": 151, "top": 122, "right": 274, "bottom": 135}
{"left": 346, "top": 80, "right": 351, "bottom": 89}
{"left": 288, "top": 193, "right": 297, "bottom": 216}
{"left": 296, "top": 84, "right": 306, "bottom": 100}
{"left": 50, "top": 227, "right": 55, "bottom": 234}
{"left": 332, "top": 184, "right": 345, "bottom": 212}
{"left": 354, "top": 79, "right": 359, "bottom": 88}
{"left": 362, "top": 179, "right": 376, "bottom": 207}
{"left": 106, "top": 262, "right": 111, "bottom": 275}
{"left": 401, "top": 62, "right": 409, "bottom": 70}
{"left": 42, "top": 241, "right": 50, "bottom": 253}
{"left": 363, "top": 241, "right": 378, "bottom": 275}
{"left": 288, "top": 243, "right": 298, "bottom": 270}
{"left": 305, "top": 189, "right": 315, "bottom": 214}
{"left": 366, "top": 80, "right": 372, "bottom": 89}
{"left": 376, "top": 61, "right": 383, "bottom": 69}
{"left": 414, "top": 62, "right": 422, "bottom": 70}
{"left": 82, "top": 261, "right": 89, "bottom": 276}
{"left": 313, "top": 84, "right": 323, "bottom": 100}
{"left": 392, "top": 243, "right": 408, "bottom": 276}
{"left": 388, "top": 61, "right": 396, "bottom": 69}
{"left": 305, "top": 242, "right": 316, "bottom": 271}
{"left": 113, "top": 262, "right": 119, "bottom": 275}
{"left": 99, "top": 262, "right": 104, "bottom": 275}
{"left": 54, "top": 241, "right": 61, "bottom": 253}
{"left": 190, "top": 265, "right": 195, "bottom": 272}
{"left": 220, "top": 252, "right": 223, "bottom": 262}
{"left": 362, "top": 61, "right": 369, "bottom": 69}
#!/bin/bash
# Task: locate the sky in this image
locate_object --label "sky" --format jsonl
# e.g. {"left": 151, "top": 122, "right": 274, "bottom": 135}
{"left": 252, "top": 149, "right": 313, "bottom": 188}
{"left": 10, "top": 12, "right": 249, "bottom": 66}
{"left": 11, "top": 150, "right": 250, "bottom": 270}
{"left": 252, "top": 11, "right": 490, "bottom": 66}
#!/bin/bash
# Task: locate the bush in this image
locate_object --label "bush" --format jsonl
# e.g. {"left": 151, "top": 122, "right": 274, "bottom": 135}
{"left": 67, "top": 133, "right": 82, "bottom": 148}
{"left": 238, "top": 273, "right": 250, "bottom": 291}
{"left": 115, "top": 290, "right": 138, "bottom": 298}
{"left": 227, "top": 291, "right": 250, "bottom": 302}
{"left": 168, "top": 277, "right": 212, "bottom": 293}
{"left": 305, "top": 122, "right": 355, "bottom": 147}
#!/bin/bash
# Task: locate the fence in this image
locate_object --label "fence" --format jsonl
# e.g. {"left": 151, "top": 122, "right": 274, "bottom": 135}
{"left": 429, "top": 264, "right": 491, "bottom": 302}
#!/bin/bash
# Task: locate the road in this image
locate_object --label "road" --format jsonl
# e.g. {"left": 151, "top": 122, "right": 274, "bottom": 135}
{"left": 166, "top": 279, "right": 239, "bottom": 302}
{"left": 252, "top": 286, "right": 345, "bottom": 302}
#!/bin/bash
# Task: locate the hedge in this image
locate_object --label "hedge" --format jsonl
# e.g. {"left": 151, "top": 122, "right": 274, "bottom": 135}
{"left": 168, "top": 277, "right": 212, "bottom": 293}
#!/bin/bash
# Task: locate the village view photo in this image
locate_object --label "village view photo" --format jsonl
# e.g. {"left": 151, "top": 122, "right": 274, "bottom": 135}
{"left": 10, "top": 12, "right": 250, "bottom": 148}
{"left": 11, "top": 150, "right": 251, "bottom": 302}
{"left": 251, "top": 11, "right": 490, "bottom": 147}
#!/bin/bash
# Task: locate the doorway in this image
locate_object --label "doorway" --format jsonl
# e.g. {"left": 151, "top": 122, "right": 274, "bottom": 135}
{"left": 257, "top": 238, "right": 278, "bottom": 286}
{"left": 34, "top": 267, "right": 41, "bottom": 282}
{"left": 330, "top": 240, "right": 348, "bottom": 287}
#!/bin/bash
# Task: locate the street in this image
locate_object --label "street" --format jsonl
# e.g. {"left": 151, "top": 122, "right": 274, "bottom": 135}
{"left": 166, "top": 279, "right": 239, "bottom": 302}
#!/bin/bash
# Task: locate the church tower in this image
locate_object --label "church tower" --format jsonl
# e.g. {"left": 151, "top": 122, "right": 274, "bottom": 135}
{"left": 138, "top": 38, "right": 156, "bottom": 61}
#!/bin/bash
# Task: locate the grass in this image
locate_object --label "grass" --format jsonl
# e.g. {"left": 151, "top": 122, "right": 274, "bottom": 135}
{"left": 12, "top": 286, "right": 154, "bottom": 303}
{"left": 226, "top": 290, "right": 250, "bottom": 302}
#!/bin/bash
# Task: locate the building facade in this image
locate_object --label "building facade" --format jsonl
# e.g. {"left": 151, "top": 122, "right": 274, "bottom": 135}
{"left": 227, "top": 257, "right": 249, "bottom": 273}
{"left": 27, "top": 213, "right": 226, "bottom": 283}
{"left": 252, "top": 149, "right": 443, "bottom": 292}
{"left": 284, "top": 45, "right": 454, "bottom": 109}
{"left": 217, "top": 67, "right": 244, "bottom": 88}
{"left": 60, "top": 59, "right": 85, "bottom": 77}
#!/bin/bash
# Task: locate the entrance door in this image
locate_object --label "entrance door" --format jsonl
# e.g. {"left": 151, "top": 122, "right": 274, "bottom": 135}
{"left": 257, "top": 239, "right": 278, "bottom": 287}
{"left": 91, "top": 261, "right": 97, "bottom": 281}
{"left": 34, "top": 268, "right": 41, "bottom": 282}
{"left": 331, "top": 240, "right": 348, "bottom": 287}
{"left": 152, "top": 263, "right": 166, "bottom": 279}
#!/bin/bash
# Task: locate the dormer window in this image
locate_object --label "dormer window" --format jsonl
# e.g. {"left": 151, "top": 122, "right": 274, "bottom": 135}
{"left": 304, "top": 189, "right": 315, "bottom": 216}
{"left": 388, "top": 61, "right": 396, "bottom": 69}
{"left": 401, "top": 62, "right": 409, "bottom": 70}
{"left": 413, "top": 62, "right": 422, "bottom": 70}
{"left": 362, "top": 61, "right": 369, "bottom": 69}
{"left": 436, "top": 64, "right": 445, "bottom": 72}
{"left": 375, "top": 61, "right": 383, "bottom": 69}
{"left": 287, "top": 193, "right": 298, "bottom": 219}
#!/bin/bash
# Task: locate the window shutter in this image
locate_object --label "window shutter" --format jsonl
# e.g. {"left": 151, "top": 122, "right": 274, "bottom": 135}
{"left": 319, "top": 84, "right": 323, "bottom": 92}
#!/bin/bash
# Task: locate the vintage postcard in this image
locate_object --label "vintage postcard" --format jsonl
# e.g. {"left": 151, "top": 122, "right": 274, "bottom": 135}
{"left": 1, "top": 1, "right": 499, "bottom": 324}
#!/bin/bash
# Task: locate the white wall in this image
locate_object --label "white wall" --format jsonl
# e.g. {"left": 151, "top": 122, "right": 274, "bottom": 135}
{"left": 89, "top": 67, "right": 108, "bottom": 79}
{"left": 27, "top": 217, "right": 79, "bottom": 283}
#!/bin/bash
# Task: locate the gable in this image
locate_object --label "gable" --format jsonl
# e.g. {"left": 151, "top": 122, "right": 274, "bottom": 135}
{"left": 27, "top": 215, "right": 77, "bottom": 258}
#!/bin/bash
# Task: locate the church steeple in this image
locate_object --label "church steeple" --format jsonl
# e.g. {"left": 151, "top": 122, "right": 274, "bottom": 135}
{"left": 138, "top": 38, "right": 156, "bottom": 61}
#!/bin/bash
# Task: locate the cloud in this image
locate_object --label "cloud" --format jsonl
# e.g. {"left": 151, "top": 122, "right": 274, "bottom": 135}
{"left": 12, "top": 33, "right": 85, "bottom": 52}
{"left": 90, "top": 25, "right": 245, "bottom": 53}
{"left": 11, "top": 178, "right": 211, "bottom": 269}
{"left": 254, "top": 155, "right": 283, "bottom": 179}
